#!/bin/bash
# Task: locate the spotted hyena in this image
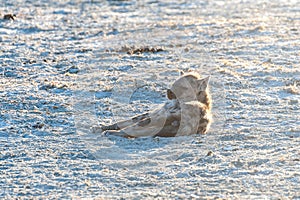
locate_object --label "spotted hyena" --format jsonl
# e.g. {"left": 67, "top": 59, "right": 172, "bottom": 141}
{"left": 92, "top": 72, "right": 212, "bottom": 138}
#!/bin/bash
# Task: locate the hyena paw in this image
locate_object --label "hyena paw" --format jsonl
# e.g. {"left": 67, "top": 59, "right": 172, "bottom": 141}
{"left": 104, "top": 130, "right": 122, "bottom": 136}
{"left": 90, "top": 126, "right": 103, "bottom": 134}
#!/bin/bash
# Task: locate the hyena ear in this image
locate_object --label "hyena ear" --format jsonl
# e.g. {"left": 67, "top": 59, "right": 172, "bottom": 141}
{"left": 198, "top": 76, "right": 210, "bottom": 91}
{"left": 167, "top": 89, "right": 177, "bottom": 99}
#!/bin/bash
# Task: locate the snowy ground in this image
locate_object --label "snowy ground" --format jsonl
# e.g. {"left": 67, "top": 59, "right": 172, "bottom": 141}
{"left": 0, "top": 0, "right": 300, "bottom": 199}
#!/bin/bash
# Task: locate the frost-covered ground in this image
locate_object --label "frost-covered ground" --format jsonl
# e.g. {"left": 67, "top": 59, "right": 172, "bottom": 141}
{"left": 0, "top": 0, "right": 300, "bottom": 199}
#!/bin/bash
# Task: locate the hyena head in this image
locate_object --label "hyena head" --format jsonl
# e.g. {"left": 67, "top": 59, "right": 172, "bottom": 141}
{"left": 167, "top": 72, "right": 211, "bottom": 108}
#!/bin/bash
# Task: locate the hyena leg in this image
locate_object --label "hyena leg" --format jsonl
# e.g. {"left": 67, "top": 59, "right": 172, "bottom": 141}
{"left": 104, "top": 130, "right": 136, "bottom": 138}
{"left": 117, "top": 124, "right": 162, "bottom": 137}
{"left": 109, "top": 111, "right": 168, "bottom": 138}
{"left": 104, "top": 117, "right": 153, "bottom": 138}
{"left": 101, "top": 113, "right": 150, "bottom": 131}
{"left": 91, "top": 122, "right": 122, "bottom": 134}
